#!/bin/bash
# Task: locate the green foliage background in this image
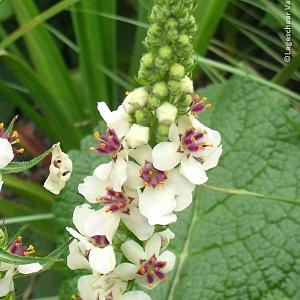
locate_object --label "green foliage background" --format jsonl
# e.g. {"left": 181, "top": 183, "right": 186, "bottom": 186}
{"left": 0, "top": 0, "right": 299, "bottom": 299}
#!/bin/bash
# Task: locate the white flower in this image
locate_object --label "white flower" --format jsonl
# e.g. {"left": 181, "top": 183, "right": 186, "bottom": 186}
{"left": 0, "top": 138, "right": 14, "bottom": 169}
{"left": 126, "top": 144, "right": 195, "bottom": 225}
{"left": 0, "top": 268, "right": 14, "bottom": 297}
{"left": 66, "top": 204, "right": 116, "bottom": 274}
{"left": 0, "top": 138, "right": 14, "bottom": 192}
{"left": 152, "top": 116, "right": 222, "bottom": 185}
{"left": 181, "top": 76, "right": 194, "bottom": 94}
{"left": 98, "top": 102, "right": 130, "bottom": 138}
{"left": 78, "top": 175, "right": 154, "bottom": 241}
{"left": 120, "top": 234, "right": 176, "bottom": 289}
{"left": 44, "top": 143, "right": 72, "bottom": 195}
{"left": 156, "top": 102, "right": 178, "bottom": 124}
{"left": 122, "top": 87, "right": 149, "bottom": 113}
{"left": 0, "top": 237, "right": 42, "bottom": 297}
{"left": 125, "top": 124, "right": 150, "bottom": 149}
{"left": 77, "top": 271, "right": 151, "bottom": 300}
{"left": 0, "top": 263, "right": 40, "bottom": 299}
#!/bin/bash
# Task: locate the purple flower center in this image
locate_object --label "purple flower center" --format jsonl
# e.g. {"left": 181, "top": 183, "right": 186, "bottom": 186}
{"left": 137, "top": 255, "right": 168, "bottom": 286}
{"left": 140, "top": 162, "right": 168, "bottom": 188}
{"left": 97, "top": 187, "right": 133, "bottom": 213}
{"left": 191, "top": 95, "right": 211, "bottom": 115}
{"left": 10, "top": 236, "right": 35, "bottom": 257}
{"left": 92, "top": 128, "right": 121, "bottom": 155}
{"left": 90, "top": 235, "right": 109, "bottom": 248}
{"left": 181, "top": 128, "right": 212, "bottom": 153}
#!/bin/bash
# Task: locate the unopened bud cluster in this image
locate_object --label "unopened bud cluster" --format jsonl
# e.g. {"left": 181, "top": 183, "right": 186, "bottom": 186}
{"left": 127, "top": 0, "right": 198, "bottom": 143}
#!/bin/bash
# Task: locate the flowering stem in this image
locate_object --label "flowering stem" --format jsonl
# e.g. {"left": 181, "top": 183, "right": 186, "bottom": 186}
{"left": 1, "top": 214, "right": 54, "bottom": 225}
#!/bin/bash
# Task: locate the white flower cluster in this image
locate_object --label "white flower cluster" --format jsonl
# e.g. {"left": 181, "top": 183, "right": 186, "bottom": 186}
{"left": 66, "top": 84, "right": 222, "bottom": 300}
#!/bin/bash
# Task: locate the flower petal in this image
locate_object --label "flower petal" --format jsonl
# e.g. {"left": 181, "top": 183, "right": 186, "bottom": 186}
{"left": 17, "top": 263, "right": 42, "bottom": 274}
{"left": 78, "top": 176, "right": 107, "bottom": 203}
{"left": 201, "top": 145, "right": 223, "bottom": 170}
{"left": 175, "top": 194, "right": 193, "bottom": 212}
{"left": 120, "top": 291, "right": 152, "bottom": 300}
{"left": 72, "top": 204, "right": 94, "bottom": 235}
{"left": 125, "top": 161, "right": 143, "bottom": 189}
{"left": 67, "top": 240, "right": 91, "bottom": 270}
{"left": 0, "top": 138, "right": 14, "bottom": 169}
{"left": 145, "top": 234, "right": 161, "bottom": 258}
{"left": 93, "top": 162, "right": 112, "bottom": 181}
{"left": 88, "top": 245, "right": 116, "bottom": 274}
{"left": 139, "top": 187, "right": 176, "bottom": 224}
{"left": 115, "top": 263, "right": 139, "bottom": 281}
{"left": 180, "top": 155, "right": 208, "bottom": 185}
{"left": 147, "top": 213, "right": 177, "bottom": 226}
{"left": 66, "top": 227, "right": 93, "bottom": 250}
{"left": 77, "top": 275, "right": 98, "bottom": 300}
{"left": 84, "top": 208, "right": 120, "bottom": 243}
{"left": 121, "top": 206, "right": 154, "bottom": 241}
{"left": 0, "top": 269, "right": 14, "bottom": 297}
{"left": 169, "top": 123, "right": 180, "bottom": 142}
{"left": 121, "top": 240, "right": 147, "bottom": 265}
{"left": 110, "top": 156, "right": 127, "bottom": 192}
{"left": 159, "top": 250, "right": 176, "bottom": 273}
{"left": 152, "top": 142, "right": 181, "bottom": 171}
{"left": 129, "top": 145, "right": 152, "bottom": 165}
{"left": 164, "top": 168, "right": 195, "bottom": 195}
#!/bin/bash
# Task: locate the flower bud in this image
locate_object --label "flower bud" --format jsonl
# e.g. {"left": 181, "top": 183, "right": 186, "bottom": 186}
{"left": 0, "top": 227, "right": 7, "bottom": 247}
{"left": 156, "top": 123, "right": 170, "bottom": 143}
{"left": 181, "top": 76, "right": 194, "bottom": 94}
{"left": 156, "top": 102, "right": 177, "bottom": 124}
{"left": 141, "top": 53, "right": 154, "bottom": 68}
{"left": 168, "top": 80, "right": 182, "bottom": 96}
{"left": 149, "top": 5, "right": 170, "bottom": 23}
{"left": 166, "top": 30, "right": 178, "bottom": 43}
{"left": 154, "top": 56, "right": 169, "bottom": 71}
{"left": 135, "top": 108, "right": 152, "bottom": 126}
{"left": 126, "top": 124, "right": 149, "bottom": 148}
{"left": 123, "top": 87, "right": 149, "bottom": 113}
{"left": 148, "top": 96, "right": 161, "bottom": 109}
{"left": 169, "top": 63, "right": 185, "bottom": 80}
{"left": 158, "top": 46, "right": 173, "bottom": 60}
{"left": 177, "top": 34, "right": 190, "bottom": 48}
{"left": 152, "top": 82, "right": 168, "bottom": 98}
{"left": 165, "top": 18, "right": 178, "bottom": 32}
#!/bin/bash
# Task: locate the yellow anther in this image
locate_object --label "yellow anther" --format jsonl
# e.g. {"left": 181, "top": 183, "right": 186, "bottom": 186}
{"left": 89, "top": 146, "right": 96, "bottom": 151}
{"left": 159, "top": 181, "right": 165, "bottom": 185}
{"left": 93, "top": 131, "right": 100, "bottom": 140}
{"left": 144, "top": 181, "right": 149, "bottom": 187}
{"left": 205, "top": 103, "right": 212, "bottom": 109}
{"left": 163, "top": 275, "right": 169, "bottom": 282}
{"left": 125, "top": 91, "right": 130, "bottom": 96}
{"left": 12, "top": 130, "right": 19, "bottom": 138}
{"left": 0, "top": 123, "right": 4, "bottom": 128}
{"left": 202, "top": 97, "right": 208, "bottom": 102}
{"left": 17, "top": 148, "right": 25, "bottom": 154}
{"left": 24, "top": 245, "right": 36, "bottom": 256}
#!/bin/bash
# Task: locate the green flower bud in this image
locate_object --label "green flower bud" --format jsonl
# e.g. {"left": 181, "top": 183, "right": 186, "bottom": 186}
{"left": 177, "top": 34, "right": 190, "bottom": 47}
{"left": 169, "top": 63, "right": 185, "bottom": 80}
{"left": 0, "top": 227, "right": 7, "bottom": 247}
{"left": 156, "top": 123, "right": 170, "bottom": 143}
{"left": 186, "top": 16, "right": 197, "bottom": 35}
{"left": 149, "top": 5, "right": 170, "bottom": 23}
{"left": 148, "top": 96, "right": 161, "bottom": 109}
{"left": 178, "top": 12, "right": 190, "bottom": 27}
{"left": 166, "top": 29, "right": 179, "bottom": 43}
{"left": 158, "top": 46, "right": 173, "bottom": 60}
{"left": 135, "top": 108, "right": 153, "bottom": 126}
{"left": 180, "top": 57, "right": 195, "bottom": 70}
{"left": 165, "top": 18, "right": 178, "bottom": 32}
{"left": 141, "top": 53, "right": 154, "bottom": 68}
{"left": 171, "top": 4, "right": 188, "bottom": 18}
{"left": 147, "top": 24, "right": 162, "bottom": 39}
{"left": 168, "top": 80, "right": 182, "bottom": 96}
{"left": 154, "top": 56, "right": 169, "bottom": 71}
{"left": 152, "top": 82, "right": 169, "bottom": 98}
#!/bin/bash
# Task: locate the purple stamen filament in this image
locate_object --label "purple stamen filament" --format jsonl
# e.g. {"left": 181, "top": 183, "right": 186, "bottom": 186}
{"left": 140, "top": 162, "right": 168, "bottom": 188}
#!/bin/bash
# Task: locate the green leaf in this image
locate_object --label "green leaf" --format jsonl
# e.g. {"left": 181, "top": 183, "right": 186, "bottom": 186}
{"left": 148, "top": 77, "right": 300, "bottom": 299}
{"left": 0, "top": 145, "right": 53, "bottom": 174}
{"left": 55, "top": 77, "right": 300, "bottom": 299}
